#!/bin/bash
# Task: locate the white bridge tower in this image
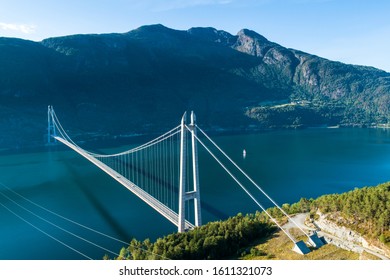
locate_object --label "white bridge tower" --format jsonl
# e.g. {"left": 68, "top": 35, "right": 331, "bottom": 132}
{"left": 178, "top": 111, "right": 202, "bottom": 232}
{"left": 47, "top": 105, "right": 57, "bottom": 144}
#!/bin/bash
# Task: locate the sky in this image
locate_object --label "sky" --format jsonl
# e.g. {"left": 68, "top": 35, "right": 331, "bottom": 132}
{"left": 1, "top": 0, "right": 390, "bottom": 72}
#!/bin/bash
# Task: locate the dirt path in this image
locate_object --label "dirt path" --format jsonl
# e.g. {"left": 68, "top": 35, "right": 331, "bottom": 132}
{"left": 282, "top": 213, "right": 314, "bottom": 232}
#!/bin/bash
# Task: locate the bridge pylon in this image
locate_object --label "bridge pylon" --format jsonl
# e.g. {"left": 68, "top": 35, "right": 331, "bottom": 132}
{"left": 178, "top": 111, "right": 202, "bottom": 233}
{"left": 47, "top": 105, "right": 57, "bottom": 145}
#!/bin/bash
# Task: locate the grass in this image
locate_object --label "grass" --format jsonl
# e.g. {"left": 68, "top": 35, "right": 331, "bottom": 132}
{"left": 359, "top": 251, "right": 381, "bottom": 260}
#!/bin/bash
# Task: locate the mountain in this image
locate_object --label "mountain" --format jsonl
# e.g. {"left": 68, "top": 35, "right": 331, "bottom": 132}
{"left": 1, "top": 24, "right": 390, "bottom": 149}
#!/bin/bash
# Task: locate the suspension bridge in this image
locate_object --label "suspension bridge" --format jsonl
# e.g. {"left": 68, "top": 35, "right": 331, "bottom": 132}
{"left": 47, "top": 105, "right": 324, "bottom": 255}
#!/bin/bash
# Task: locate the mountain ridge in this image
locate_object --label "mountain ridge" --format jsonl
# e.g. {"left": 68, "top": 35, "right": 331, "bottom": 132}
{"left": 1, "top": 24, "right": 389, "bottom": 149}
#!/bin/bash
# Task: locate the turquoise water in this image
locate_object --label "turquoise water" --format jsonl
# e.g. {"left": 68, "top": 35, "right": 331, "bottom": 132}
{"left": 0, "top": 128, "right": 389, "bottom": 259}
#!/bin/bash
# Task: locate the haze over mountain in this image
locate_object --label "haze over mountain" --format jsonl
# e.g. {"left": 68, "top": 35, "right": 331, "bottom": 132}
{"left": 1, "top": 24, "right": 389, "bottom": 149}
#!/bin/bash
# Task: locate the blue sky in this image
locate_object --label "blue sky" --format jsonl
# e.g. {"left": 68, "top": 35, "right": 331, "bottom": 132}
{"left": 1, "top": 0, "right": 390, "bottom": 72}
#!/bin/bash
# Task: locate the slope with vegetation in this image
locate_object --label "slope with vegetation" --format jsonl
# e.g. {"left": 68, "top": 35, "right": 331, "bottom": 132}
{"left": 111, "top": 181, "right": 390, "bottom": 260}
{"left": 113, "top": 212, "right": 275, "bottom": 260}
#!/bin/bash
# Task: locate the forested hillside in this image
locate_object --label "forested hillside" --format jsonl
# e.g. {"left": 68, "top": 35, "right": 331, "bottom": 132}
{"left": 112, "top": 182, "right": 390, "bottom": 260}
{"left": 113, "top": 212, "right": 274, "bottom": 260}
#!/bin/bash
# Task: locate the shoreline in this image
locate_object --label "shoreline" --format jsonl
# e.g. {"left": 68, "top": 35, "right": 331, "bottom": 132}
{"left": 1, "top": 125, "right": 388, "bottom": 156}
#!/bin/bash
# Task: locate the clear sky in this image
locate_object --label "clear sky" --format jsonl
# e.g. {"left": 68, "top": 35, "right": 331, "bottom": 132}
{"left": 1, "top": 0, "right": 389, "bottom": 72}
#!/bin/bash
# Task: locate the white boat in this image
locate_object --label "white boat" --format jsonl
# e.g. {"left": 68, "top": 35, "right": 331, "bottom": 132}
{"left": 243, "top": 149, "right": 246, "bottom": 158}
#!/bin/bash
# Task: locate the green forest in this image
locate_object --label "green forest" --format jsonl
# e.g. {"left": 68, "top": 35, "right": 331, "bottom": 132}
{"left": 111, "top": 181, "right": 390, "bottom": 260}
{"left": 113, "top": 212, "right": 275, "bottom": 260}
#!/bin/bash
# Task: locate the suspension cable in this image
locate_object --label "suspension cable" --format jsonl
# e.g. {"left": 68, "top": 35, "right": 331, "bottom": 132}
{"left": 50, "top": 106, "right": 181, "bottom": 158}
{"left": 196, "top": 125, "right": 310, "bottom": 239}
{"left": 90, "top": 126, "right": 181, "bottom": 158}
{"left": 187, "top": 126, "right": 296, "bottom": 243}
{"left": 0, "top": 183, "right": 129, "bottom": 246}
{"left": 0, "top": 182, "right": 170, "bottom": 260}
{"left": 0, "top": 190, "right": 120, "bottom": 257}
{"left": 0, "top": 200, "right": 93, "bottom": 260}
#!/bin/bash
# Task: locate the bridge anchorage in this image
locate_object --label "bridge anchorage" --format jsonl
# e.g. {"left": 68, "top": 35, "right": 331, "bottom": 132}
{"left": 48, "top": 106, "right": 323, "bottom": 254}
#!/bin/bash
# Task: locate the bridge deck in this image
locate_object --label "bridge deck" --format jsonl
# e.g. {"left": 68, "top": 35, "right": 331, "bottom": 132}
{"left": 54, "top": 136, "right": 194, "bottom": 230}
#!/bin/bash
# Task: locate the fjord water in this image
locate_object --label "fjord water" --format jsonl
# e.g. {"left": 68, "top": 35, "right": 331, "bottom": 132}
{"left": 0, "top": 128, "right": 389, "bottom": 259}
